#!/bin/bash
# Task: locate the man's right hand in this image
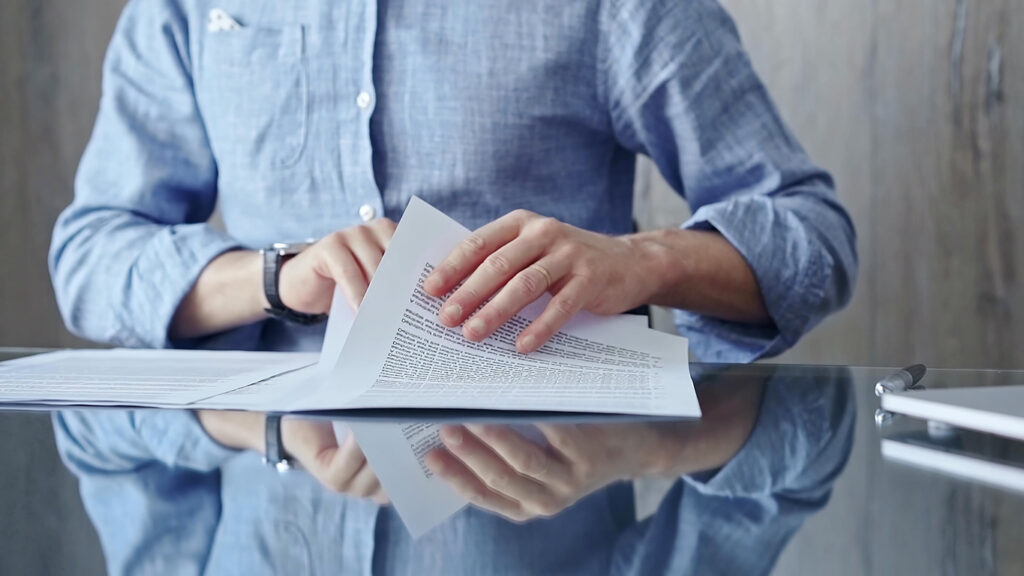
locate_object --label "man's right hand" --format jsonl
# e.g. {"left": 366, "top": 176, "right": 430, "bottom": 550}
{"left": 196, "top": 411, "right": 388, "bottom": 504}
{"left": 170, "top": 217, "right": 397, "bottom": 340}
{"left": 180, "top": 218, "right": 397, "bottom": 500}
{"left": 277, "top": 217, "right": 397, "bottom": 314}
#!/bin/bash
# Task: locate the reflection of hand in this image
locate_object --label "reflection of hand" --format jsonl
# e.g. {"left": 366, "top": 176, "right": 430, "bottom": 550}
{"left": 196, "top": 411, "right": 388, "bottom": 504}
{"left": 422, "top": 210, "right": 653, "bottom": 353}
{"left": 280, "top": 418, "right": 388, "bottom": 504}
{"left": 426, "top": 423, "right": 667, "bottom": 522}
{"left": 426, "top": 381, "right": 762, "bottom": 522}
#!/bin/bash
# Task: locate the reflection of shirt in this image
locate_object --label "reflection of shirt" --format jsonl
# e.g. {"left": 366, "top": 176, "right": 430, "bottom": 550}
{"left": 49, "top": 0, "right": 857, "bottom": 573}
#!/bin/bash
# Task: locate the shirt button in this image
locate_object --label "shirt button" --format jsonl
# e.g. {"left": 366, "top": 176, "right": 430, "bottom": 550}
{"left": 359, "top": 204, "right": 377, "bottom": 222}
{"left": 356, "top": 91, "right": 373, "bottom": 109}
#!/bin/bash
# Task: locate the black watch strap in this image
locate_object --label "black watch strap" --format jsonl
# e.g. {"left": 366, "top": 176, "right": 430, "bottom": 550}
{"left": 262, "top": 246, "right": 328, "bottom": 325}
{"left": 263, "top": 414, "right": 293, "bottom": 473}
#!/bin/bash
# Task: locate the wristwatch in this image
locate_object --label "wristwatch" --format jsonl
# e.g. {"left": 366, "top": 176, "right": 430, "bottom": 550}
{"left": 263, "top": 414, "right": 293, "bottom": 473}
{"left": 260, "top": 241, "right": 328, "bottom": 325}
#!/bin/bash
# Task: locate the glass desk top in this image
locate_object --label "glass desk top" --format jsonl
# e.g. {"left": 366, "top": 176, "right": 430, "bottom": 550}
{"left": 2, "top": 347, "right": 1023, "bottom": 575}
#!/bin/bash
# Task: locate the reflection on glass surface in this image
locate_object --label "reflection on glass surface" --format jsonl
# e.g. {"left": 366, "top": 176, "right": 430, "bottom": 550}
{"left": 49, "top": 363, "right": 855, "bottom": 575}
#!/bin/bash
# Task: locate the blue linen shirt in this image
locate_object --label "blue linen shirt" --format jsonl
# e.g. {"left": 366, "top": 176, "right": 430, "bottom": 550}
{"left": 48, "top": 0, "right": 858, "bottom": 573}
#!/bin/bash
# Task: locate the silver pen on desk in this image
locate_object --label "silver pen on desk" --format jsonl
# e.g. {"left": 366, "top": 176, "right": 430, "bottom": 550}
{"left": 874, "top": 364, "right": 927, "bottom": 397}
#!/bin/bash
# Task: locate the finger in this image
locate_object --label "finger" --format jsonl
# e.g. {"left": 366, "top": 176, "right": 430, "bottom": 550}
{"left": 346, "top": 226, "right": 385, "bottom": 279}
{"left": 462, "top": 256, "right": 569, "bottom": 342}
{"left": 534, "top": 423, "right": 591, "bottom": 463}
{"left": 318, "top": 235, "right": 370, "bottom": 309}
{"left": 368, "top": 218, "right": 398, "bottom": 248}
{"left": 439, "top": 426, "right": 562, "bottom": 514}
{"left": 423, "top": 210, "right": 533, "bottom": 297}
{"left": 515, "top": 277, "right": 592, "bottom": 353}
{"left": 438, "top": 236, "right": 549, "bottom": 327}
{"left": 464, "top": 424, "right": 571, "bottom": 489}
{"left": 346, "top": 460, "right": 382, "bottom": 499}
{"left": 425, "top": 448, "right": 530, "bottom": 522}
{"left": 318, "top": 433, "right": 368, "bottom": 493}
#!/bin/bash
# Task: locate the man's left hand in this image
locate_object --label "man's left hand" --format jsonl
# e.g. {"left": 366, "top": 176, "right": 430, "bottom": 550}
{"left": 422, "top": 210, "right": 657, "bottom": 353}
{"left": 425, "top": 380, "right": 764, "bottom": 523}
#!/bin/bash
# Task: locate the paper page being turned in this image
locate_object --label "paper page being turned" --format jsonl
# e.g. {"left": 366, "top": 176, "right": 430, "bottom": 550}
{"left": 319, "top": 286, "right": 357, "bottom": 373}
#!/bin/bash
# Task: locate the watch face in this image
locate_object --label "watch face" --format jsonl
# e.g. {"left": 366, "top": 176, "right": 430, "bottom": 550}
{"left": 271, "top": 241, "right": 314, "bottom": 256}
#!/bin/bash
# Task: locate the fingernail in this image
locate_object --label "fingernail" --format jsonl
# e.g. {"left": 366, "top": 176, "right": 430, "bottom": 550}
{"left": 466, "top": 317, "right": 486, "bottom": 338}
{"left": 519, "top": 335, "right": 536, "bottom": 352}
{"left": 424, "top": 276, "right": 441, "bottom": 293}
{"left": 441, "top": 304, "right": 462, "bottom": 324}
{"left": 442, "top": 426, "right": 463, "bottom": 446}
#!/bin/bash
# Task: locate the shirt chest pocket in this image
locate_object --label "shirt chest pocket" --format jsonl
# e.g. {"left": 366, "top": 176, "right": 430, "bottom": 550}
{"left": 197, "top": 25, "right": 308, "bottom": 174}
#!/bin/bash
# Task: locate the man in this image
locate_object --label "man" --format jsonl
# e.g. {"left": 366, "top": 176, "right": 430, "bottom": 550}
{"left": 50, "top": 0, "right": 857, "bottom": 573}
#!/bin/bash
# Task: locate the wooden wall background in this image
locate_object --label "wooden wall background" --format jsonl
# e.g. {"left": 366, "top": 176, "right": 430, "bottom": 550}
{"left": 0, "top": 0, "right": 1021, "bottom": 573}
{"left": 719, "top": 2, "right": 1023, "bottom": 574}
{"left": 1, "top": 2, "right": 125, "bottom": 574}
{"left": 642, "top": 0, "right": 1024, "bottom": 373}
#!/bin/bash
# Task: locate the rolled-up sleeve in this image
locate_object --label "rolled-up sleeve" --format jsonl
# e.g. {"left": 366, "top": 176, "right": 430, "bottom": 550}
{"left": 48, "top": 0, "right": 243, "bottom": 350}
{"left": 49, "top": 0, "right": 251, "bottom": 488}
{"left": 602, "top": 0, "right": 857, "bottom": 361}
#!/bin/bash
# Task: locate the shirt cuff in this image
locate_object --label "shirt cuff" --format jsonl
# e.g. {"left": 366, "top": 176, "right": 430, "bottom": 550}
{"left": 115, "top": 223, "right": 242, "bottom": 348}
{"left": 134, "top": 409, "right": 238, "bottom": 472}
{"left": 674, "top": 194, "right": 831, "bottom": 362}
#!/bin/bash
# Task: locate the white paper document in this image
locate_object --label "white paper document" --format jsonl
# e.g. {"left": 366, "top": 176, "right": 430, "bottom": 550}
{"left": 0, "top": 349, "right": 315, "bottom": 406}
{"left": 290, "top": 196, "right": 700, "bottom": 417}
